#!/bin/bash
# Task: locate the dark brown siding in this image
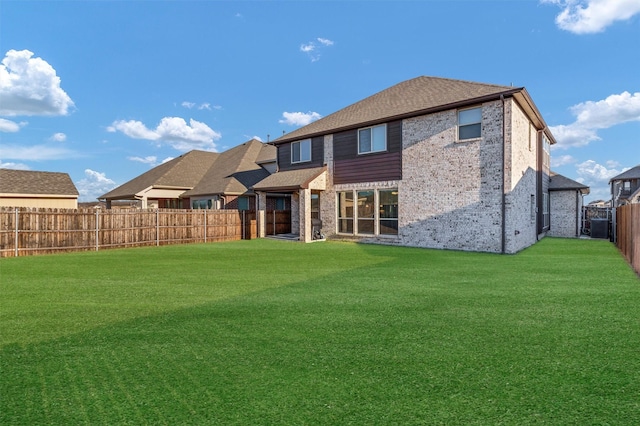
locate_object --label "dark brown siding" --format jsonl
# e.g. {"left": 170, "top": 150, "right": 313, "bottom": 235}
{"left": 278, "top": 136, "right": 324, "bottom": 171}
{"left": 334, "top": 120, "right": 402, "bottom": 160}
{"left": 333, "top": 120, "right": 402, "bottom": 184}
{"left": 334, "top": 152, "right": 402, "bottom": 185}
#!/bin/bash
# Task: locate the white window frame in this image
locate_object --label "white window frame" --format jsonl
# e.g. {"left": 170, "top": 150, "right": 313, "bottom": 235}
{"left": 458, "top": 107, "right": 482, "bottom": 141}
{"left": 291, "top": 139, "right": 311, "bottom": 164}
{"left": 358, "top": 124, "right": 387, "bottom": 155}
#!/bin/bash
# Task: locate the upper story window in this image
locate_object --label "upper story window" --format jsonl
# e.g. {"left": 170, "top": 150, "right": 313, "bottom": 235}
{"left": 291, "top": 139, "right": 311, "bottom": 163}
{"left": 458, "top": 107, "right": 482, "bottom": 140}
{"left": 358, "top": 124, "right": 387, "bottom": 154}
{"left": 542, "top": 134, "right": 550, "bottom": 168}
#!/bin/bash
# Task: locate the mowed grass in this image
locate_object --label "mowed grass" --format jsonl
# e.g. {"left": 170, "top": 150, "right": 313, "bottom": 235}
{"left": 1, "top": 238, "right": 639, "bottom": 425}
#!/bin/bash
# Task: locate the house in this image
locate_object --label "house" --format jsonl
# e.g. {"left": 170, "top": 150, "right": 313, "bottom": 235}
{"left": 252, "top": 76, "right": 556, "bottom": 254}
{"left": 548, "top": 171, "right": 589, "bottom": 238}
{"left": 0, "top": 169, "right": 79, "bottom": 208}
{"left": 610, "top": 164, "right": 640, "bottom": 207}
{"left": 99, "top": 139, "right": 276, "bottom": 209}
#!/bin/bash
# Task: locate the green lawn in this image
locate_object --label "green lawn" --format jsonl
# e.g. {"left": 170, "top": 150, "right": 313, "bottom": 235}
{"left": 1, "top": 238, "right": 638, "bottom": 425}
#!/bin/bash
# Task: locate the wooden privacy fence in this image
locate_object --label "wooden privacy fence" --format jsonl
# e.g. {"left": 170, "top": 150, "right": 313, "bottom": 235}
{"left": 616, "top": 204, "right": 640, "bottom": 276}
{"left": 0, "top": 208, "right": 262, "bottom": 258}
{"left": 266, "top": 210, "right": 292, "bottom": 235}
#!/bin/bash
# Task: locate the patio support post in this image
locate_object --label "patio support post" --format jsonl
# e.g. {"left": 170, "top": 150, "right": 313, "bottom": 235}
{"left": 300, "top": 188, "right": 312, "bottom": 243}
{"left": 257, "top": 191, "right": 267, "bottom": 238}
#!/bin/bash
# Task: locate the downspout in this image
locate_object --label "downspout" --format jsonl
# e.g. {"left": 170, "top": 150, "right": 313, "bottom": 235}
{"left": 501, "top": 94, "right": 506, "bottom": 254}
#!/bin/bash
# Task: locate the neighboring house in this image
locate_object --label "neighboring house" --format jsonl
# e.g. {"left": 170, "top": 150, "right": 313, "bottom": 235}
{"left": 0, "top": 169, "right": 79, "bottom": 208}
{"left": 548, "top": 171, "right": 589, "bottom": 238}
{"left": 610, "top": 164, "right": 640, "bottom": 207}
{"left": 99, "top": 139, "right": 276, "bottom": 209}
{"left": 252, "top": 76, "right": 556, "bottom": 254}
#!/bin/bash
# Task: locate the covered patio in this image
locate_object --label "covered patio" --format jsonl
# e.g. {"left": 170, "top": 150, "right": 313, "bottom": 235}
{"left": 253, "top": 167, "right": 327, "bottom": 243}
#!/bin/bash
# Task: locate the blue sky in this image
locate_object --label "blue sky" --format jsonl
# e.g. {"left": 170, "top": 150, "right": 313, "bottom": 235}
{"left": 1, "top": 0, "right": 638, "bottom": 203}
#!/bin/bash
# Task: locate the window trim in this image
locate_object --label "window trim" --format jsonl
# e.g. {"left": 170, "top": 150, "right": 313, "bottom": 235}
{"left": 336, "top": 188, "right": 398, "bottom": 237}
{"left": 291, "top": 139, "right": 311, "bottom": 164}
{"left": 457, "top": 106, "right": 482, "bottom": 141}
{"left": 357, "top": 124, "right": 387, "bottom": 155}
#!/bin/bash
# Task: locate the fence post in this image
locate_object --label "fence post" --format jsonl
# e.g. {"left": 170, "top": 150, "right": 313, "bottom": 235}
{"left": 95, "top": 209, "right": 99, "bottom": 251}
{"left": 156, "top": 209, "right": 160, "bottom": 246}
{"left": 14, "top": 208, "right": 18, "bottom": 257}
{"left": 242, "top": 210, "right": 245, "bottom": 240}
{"left": 203, "top": 209, "right": 207, "bottom": 243}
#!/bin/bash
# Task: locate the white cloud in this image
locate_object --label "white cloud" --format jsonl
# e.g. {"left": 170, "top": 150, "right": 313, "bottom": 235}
{"left": 0, "top": 49, "right": 75, "bottom": 116}
{"left": 576, "top": 159, "right": 623, "bottom": 181}
{"left": 76, "top": 169, "right": 117, "bottom": 202}
{"left": 300, "top": 37, "right": 334, "bottom": 62}
{"left": 317, "top": 38, "right": 334, "bottom": 46}
{"left": 550, "top": 91, "right": 640, "bottom": 149}
{"left": 182, "top": 101, "right": 217, "bottom": 111}
{"left": 0, "top": 144, "right": 76, "bottom": 161}
{"left": 300, "top": 43, "right": 315, "bottom": 53}
{"left": 50, "top": 132, "right": 67, "bottom": 142}
{"left": 107, "top": 119, "right": 158, "bottom": 140}
{"left": 0, "top": 161, "right": 30, "bottom": 170}
{"left": 107, "top": 117, "right": 221, "bottom": 151}
{"left": 279, "top": 111, "right": 322, "bottom": 126}
{"left": 0, "top": 118, "right": 26, "bottom": 132}
{"left": 161, "top": 157, "right": 174, "bottom": 164}
{"left": 551, "top": 154, "right": 576, "bottom": 167}
{"left": 574, "top": 159, "right": 629, "bottom": 200}
{"left": 542, "top": 0, "right": 640, "bottom": 34}
{"left": 128, "top": 155, "right": 158, "bottom": 165}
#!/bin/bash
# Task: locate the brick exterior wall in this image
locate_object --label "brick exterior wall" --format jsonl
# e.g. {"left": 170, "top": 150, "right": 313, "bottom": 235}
{"left": 264, "top": 97, "right": 547, "bottom": 254}
{"left": 549, "top": 190, "right": 581, "bottom": 238}
{"left": 320, "top": 135, "right": 336, "bottom": 237}
{"left": 314, "top": 98, "right": 544, "bottom": 253}
{"left": 503, "top": 100, "right": 540, "bottom": 253}
{"left": 399, "top": 101, "right": 504, "bottom": 252}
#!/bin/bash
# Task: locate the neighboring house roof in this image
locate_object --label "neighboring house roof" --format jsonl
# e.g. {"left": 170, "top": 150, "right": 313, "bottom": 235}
{"left": 609, "top": 164, "right": 640, "bottom": 182}
{"left": 99, "top": 139, "right": 277, "bottom": 201}
{"left": 100, "top": 150, "right": 219, "bottom": 200}
{"left": 0, "top": 169, "right": 79, "bottom": 197}
{"left": 182, "top": 139, "right": 275, "bottom": 197}
{"left": 549, "top": 171, "right": 590, "bottom": 194}
{"left": 253, "top": 167, "right": 326, "bottom": 192}
{"left": 273, "top": 76, "right": 554, "bottom": 145}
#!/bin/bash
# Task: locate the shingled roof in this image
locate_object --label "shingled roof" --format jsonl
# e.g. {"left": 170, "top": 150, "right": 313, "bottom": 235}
{"left": 253, "top": 167, "right": 326, "bottom": 192}
{"left": 609, "top": 164, "right": 640, "bottom": 182}
{"left": 0, "top": 169, "right": 79, "bottom": 196}
{"left": 100, "top": 139, "right": 276, "bottom": 201}
{"left": 181, "top": 139, "right": 275, "bottom": 197}
{"left": 99, "top": 150, "right": 219, "bottom": 200}
{"left": 273, "top": 76, "right": 552, "bottom": 144}
{"left": 549, "top": 171, "right": 590, "bottom": 194}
